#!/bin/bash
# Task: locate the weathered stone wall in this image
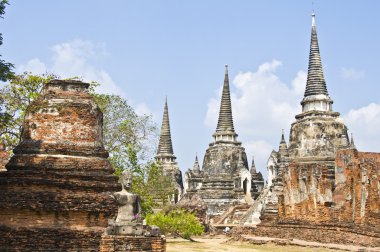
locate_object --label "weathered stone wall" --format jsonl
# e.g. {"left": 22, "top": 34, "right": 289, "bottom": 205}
{"left": 0, "top": 80, "right": 120, "bottom": 251}
{"left": 333, "top": 149, "right": 380, "bottom": 227}
{"left": 279, "top": 148, "right": 380, "bottom": 230}
{"left": 202, "top": 144, "right": 248, "bottom": 177}
{"left": 288, "top": 113, "right": 348, "bottom": 160}
{"left": 100, "top": 235, "right": 166, "bottom": 252}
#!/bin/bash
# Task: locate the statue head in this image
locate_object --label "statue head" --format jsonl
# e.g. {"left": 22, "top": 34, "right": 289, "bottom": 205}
{"left": 121, "top": 170, "right": 133, "bottom": 190}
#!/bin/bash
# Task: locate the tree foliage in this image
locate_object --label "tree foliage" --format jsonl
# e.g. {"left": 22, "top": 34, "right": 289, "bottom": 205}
{"left": 91, "top": 93, "right": 157, "bottom": 172}
{"left": 146, "top": 209, "right": 204, "bottom": 241}
{"left": 0, "top": 73, "right": 55, "bottom": 149}
{"left": 129, "top": 156, "right": 175, "bottom": 216}
{"left": 91, "top": 93, "right": 175, "bottom": 215}
{"left": 0, "top": 0, "right": 14, "bottom": 82}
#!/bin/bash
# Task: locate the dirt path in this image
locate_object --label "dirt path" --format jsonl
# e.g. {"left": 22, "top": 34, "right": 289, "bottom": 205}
{"left": 166, "top": 236, "right": 333, "bottom": 252}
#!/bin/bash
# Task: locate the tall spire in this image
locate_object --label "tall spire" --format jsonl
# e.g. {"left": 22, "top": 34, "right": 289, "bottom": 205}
{"left": 193, "top": 154, "right": 200, "bottom": 174}
{"left": 156, "top": 97, "right": 175, "bottom": 160}
{"left": 250, "top": 156, "right": 257, "bottom": 175}
{"left": 278, "top": 129, "right": 288, "bottom": 156}
{"left": 304, "top": 13, "right": 328, "bottom": 97}
{"left": 350, "top": 133, "right": 356, "bottom": 149}
{"left": 301, "top": 13, "right": 333, "bottom": 114}
{"left": 216, "top": 64, "right": 235, "bottom": 133}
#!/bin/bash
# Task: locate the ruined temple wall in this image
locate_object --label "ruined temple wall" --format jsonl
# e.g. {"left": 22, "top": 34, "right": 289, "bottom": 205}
{"left": 288, "top": 114, "right": 348, "bottom": 160}
{"left": 279, "top": 148, "right": 380, "bottom": 229}
{"left": 15, "top": 81, "right": 107, "bottom": 157}
{"left": 334, "top": 149, "right": 380, "bottom": 226}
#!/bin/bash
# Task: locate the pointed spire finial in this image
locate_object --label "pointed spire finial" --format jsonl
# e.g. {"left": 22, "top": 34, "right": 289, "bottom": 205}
{"left": 312, "top": 12, "right": 316, "bottom": 27}
{"left": 280, "top": 129, "right": 286, "bottom": 144}
{"left": 215, "top": 64, "right": 235, "bottom": 133}
{"left": 251, "top": 156, "right": 257, "bottom": 174}
{"left": 303, "top": 12, "right": 329, "bottom": 98}
{"left": 279, "top": 130, "right": 288, "bottom": 156}
{"left": 156, "top": 97, "right": 175, "bottom": 158}
{"left": 350, "top": 133, "right": 356, "bottom": 148}
{"left": 193, "top": 154, "right": 200, "bottom": 173}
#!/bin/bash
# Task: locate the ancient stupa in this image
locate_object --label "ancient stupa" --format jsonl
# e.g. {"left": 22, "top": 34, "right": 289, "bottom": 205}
{"left": 0, "top": 80, "right": 120, "bottom": 250}
{"left": 155, "top": 98, "right": 184, "bottom": 203}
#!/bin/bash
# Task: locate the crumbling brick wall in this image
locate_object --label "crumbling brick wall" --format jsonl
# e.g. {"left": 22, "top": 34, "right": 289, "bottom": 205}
{"left": 279, "top": 148, "right": 380, "bottom": 230}
{"left": 0, "top": 80, "right": 120, "bottom": 251}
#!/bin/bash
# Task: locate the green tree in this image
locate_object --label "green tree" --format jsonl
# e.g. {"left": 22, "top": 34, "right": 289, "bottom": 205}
{"left": 91, "top": 93, "right": 157, "bottom": 174}
{"left": 146, "top": 209, "right": 204, "bottom": 241}
{"left": 92, "top": 93, "right": 176, "bottom": 215}
{"left": 0, "top": 73, "right": 54, "bottom": 149}
{"left": 0, "top": 0, "right": 14, "bottom": 81}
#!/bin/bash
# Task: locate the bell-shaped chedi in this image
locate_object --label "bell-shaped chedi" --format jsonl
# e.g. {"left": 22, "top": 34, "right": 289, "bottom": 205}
{"left": 198, "top": 65, "right": 255, "bottom": 215}
{"left": 0, "top": 80, "right": 120, "bottom": 251}
{"left": 155, "top": 97, "right": 184, "bottom": 203}
{"left": 288, "top": 13, "right": 350, "bottom": 161}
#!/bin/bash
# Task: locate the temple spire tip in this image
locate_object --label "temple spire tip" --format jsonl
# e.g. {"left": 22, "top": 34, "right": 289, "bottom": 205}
{"left": 312, "top": 12, "right": 316, "bottom": 27}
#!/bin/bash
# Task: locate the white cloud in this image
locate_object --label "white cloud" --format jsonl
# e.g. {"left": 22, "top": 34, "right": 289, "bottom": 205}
{"left": 18, "top": 58, "right": 47, "bottom": 75}
{"left": 135, "top": 102, "right": 160, "bottom": 121}
{"left": 205, "top": 60, "right": 306, "bottom": 176}
{"left": 340, "top": 67, "right": 365, "bottom": 80}
{"left": 49, "top": 39, "right": 121, "bottom": 95}
{"left": 18, "top": 39, "right": 122, "bottom": 95}
{"left": 344, "top": 103, "right": 380, "bottom": 152}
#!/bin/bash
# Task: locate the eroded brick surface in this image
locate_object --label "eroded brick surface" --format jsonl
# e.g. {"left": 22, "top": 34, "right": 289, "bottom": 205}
{"left": 100, "top": 235, "right": 166, "bottom": 252}
{"left": 0, "top": 80, "right": 120, "bottom": 251}
{"left": 279, "top": 149, "right": 380, "bottom": 229}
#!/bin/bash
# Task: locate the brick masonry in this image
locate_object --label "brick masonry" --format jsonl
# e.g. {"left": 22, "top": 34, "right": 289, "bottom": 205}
{"left": 100, "top": 235, "right": 166, "bottom": 252}
{"left": 0, "top": 80, "right": 120, "bottom": 251}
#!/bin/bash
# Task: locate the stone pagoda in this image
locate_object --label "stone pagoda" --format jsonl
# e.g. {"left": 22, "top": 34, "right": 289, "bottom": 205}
{"left": 288, "top": 13, "right": 350, "bottom": 162}
{"left": 185, "top": 65, "right": 263, "bottom": 216}
{"left": 250, "top": 157, "right": 264, "bottom": 199}
{"left": 262, "top": 13, "right": 351, "bottom": 223}
{"left": 0, "top": 80, "right": 120, "bottom": 251}
{"left": 184, "top": 155, "right": 203, "bottom": 199}
{"left": 155, "top": 98, "right": 184, "bottom": 203}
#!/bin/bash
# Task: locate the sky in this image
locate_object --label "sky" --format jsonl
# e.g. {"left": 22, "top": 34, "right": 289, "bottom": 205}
{"left": 2, "top": 1, "right": 380, "bottom": 179}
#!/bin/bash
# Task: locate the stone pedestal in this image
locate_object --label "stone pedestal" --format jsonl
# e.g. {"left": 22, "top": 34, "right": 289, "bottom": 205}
{"left": 100, "top": 235, "right": 166, "bottom": 252}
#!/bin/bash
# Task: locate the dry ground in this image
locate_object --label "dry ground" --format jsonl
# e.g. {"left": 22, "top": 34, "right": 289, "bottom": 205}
{"left": 166, "top": 236, "right": 333, "bottom": 252}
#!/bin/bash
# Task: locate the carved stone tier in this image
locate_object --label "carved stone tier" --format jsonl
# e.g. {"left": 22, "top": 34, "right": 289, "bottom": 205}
{"left": 0, "top": 80, "right": 120, "bottom": 251}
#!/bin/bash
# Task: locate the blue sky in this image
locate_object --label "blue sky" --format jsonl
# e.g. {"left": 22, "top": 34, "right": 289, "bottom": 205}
{"left": 2, "top": 1, "right": 380, "bottom": 178}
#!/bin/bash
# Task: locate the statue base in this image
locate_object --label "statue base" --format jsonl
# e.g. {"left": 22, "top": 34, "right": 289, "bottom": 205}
{"left": 106, "top": 222, "right": 143, "bottom": 236}
{"left": 100, "top": 234, "right": 166, "bottom": 252}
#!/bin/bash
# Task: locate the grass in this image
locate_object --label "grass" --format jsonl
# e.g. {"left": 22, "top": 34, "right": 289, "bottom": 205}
{"left": 166, "top": 237, "right": 333, "bottom": 252}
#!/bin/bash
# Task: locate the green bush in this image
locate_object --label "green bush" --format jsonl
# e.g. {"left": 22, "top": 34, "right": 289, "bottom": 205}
{"left": 146, "top": 209, "right": 204, "bottom": 241}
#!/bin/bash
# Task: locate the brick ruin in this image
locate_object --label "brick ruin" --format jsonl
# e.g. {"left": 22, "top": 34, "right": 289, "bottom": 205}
{"left": 280, "top": 148, "right": 380, "bottom": 228}
{"left": 0, "top": 80, "right": 121, "bottom": 251}
{"left": 252, "top": 13, "right": 380, "bottom": 246}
